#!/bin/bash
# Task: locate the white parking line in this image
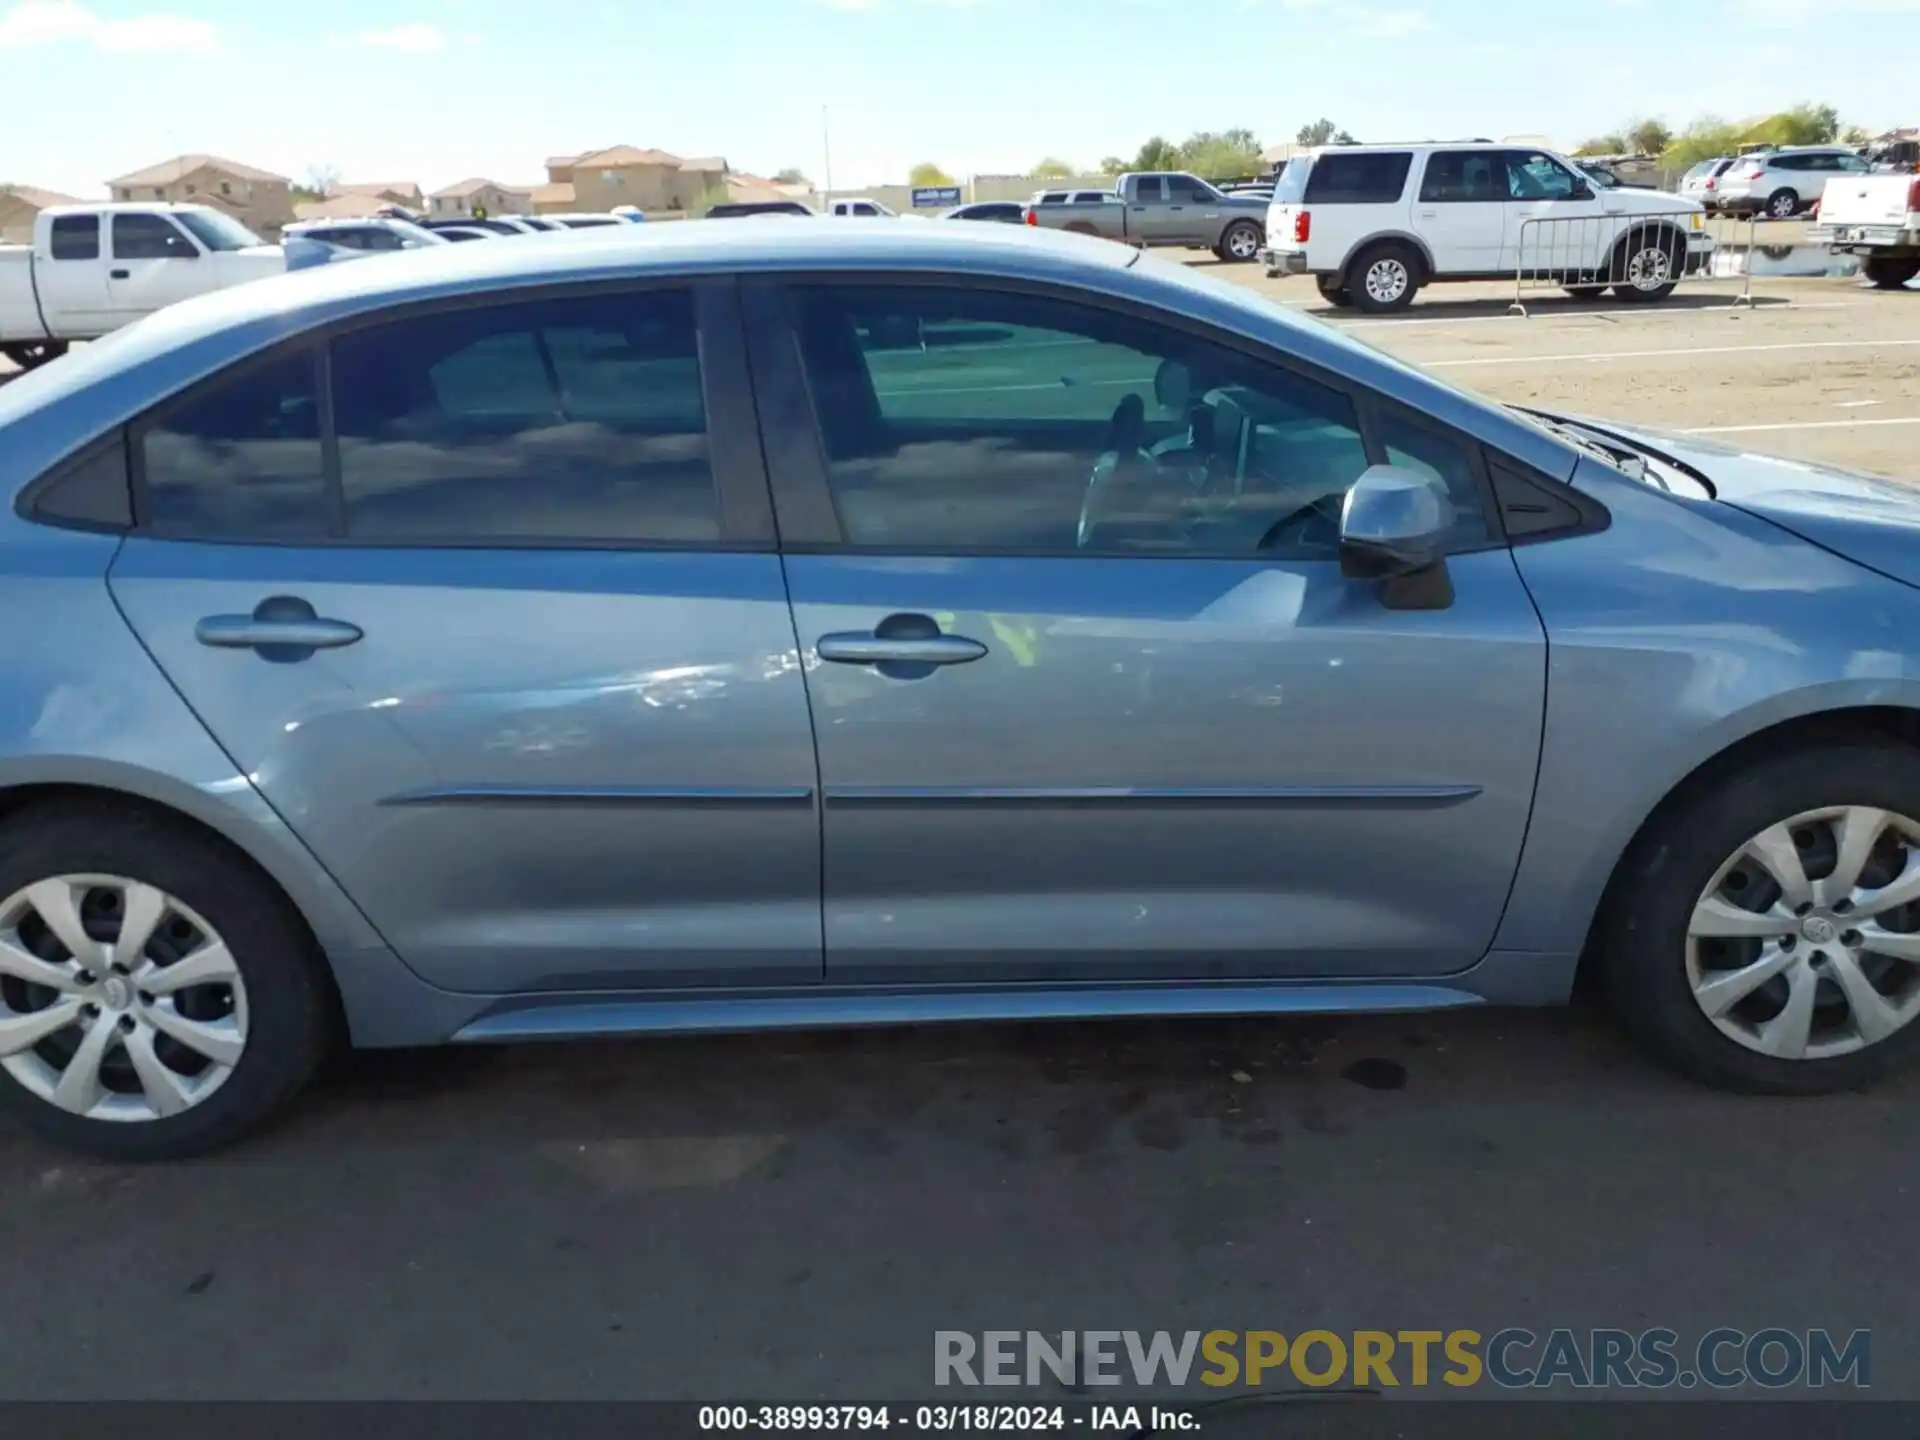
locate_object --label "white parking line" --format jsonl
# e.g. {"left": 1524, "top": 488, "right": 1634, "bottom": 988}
{"left": 1681, "top": 417, "right": 1920, "bottom": 435}
{"left": 1321, "top": 300, "right": 1861, "bottom": 329}
{"left": 1424, "top": 338, "right": 1920, "bottom": 369}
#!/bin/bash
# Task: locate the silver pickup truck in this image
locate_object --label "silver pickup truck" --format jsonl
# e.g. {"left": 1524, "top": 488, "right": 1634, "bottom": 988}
{"left": 1025, "top": 172, "right": 1269, "bottom": 262}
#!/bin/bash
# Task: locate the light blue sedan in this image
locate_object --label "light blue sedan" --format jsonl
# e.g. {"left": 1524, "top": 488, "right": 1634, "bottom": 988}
{"left": 2, "top": 221, "right": 1919, "bottom": 1157}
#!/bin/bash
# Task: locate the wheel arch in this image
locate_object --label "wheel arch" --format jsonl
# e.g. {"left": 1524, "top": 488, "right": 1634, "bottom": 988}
{"left": 1336, "top": 232, "right": 1436, "bottom": 288}
{"left": 1570, "top": 703, "right": 1920, "bottom": 990}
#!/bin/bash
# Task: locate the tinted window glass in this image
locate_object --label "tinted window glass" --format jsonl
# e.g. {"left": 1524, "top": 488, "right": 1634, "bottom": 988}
{"left": 49, "top": 214, "right": 99, "bottom": 260}
{"left": 360, "top": 228, "right": 406, "bottom": 251}
{"left": 1378, "top": 413, "right": 1488, "bottom": 547}
{"left": 1504, "top": 152, "right": 1579, "bottom": 199}
{"left": 113, "top": 213, "right": 196, "bottom": 260}
{"left": 1271, "top": 158, "right": 1310, "bottom": 204}
{"left": 1420, "top": 152, "right": 1504, "bottom": 203}
{"left": 1131, "top": 177, "right": 1166, "bottom": 203}
{"left": 789, "top": 285, "right": 1488, "bottom": 558}
{"left": 1164, "top": 175, "right": 1209, "bottom": 201}
{"left": 1303, "top": 152, "right": 1413, "bottom": 204}
{"left": 331, "top": 289, "right": 720, "bottom": 543}
{"left": 140, "top": 350, "right": 329, "bottom": 539}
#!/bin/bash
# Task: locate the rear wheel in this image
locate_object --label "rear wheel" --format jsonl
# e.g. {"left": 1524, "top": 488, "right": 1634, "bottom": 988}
{"left": 1315, "top": 275, "right": 1354, "bottom": 307}
{"left": 1347, "top": 241, "right": 1420, "bottom": 314}
{"left": 1765, "top": 188, "right": 1799, "bottom": 219}
{"left": 1218, "top": 221, "right": 1263, "bottom": 264}
{"left": 1599, "top": 743, "right": 1920, "bottom": 1094}
{"left": 1863, "top": 257, "right": 1920, "bottom": 290}
{"left": 1609, "top": 229, "right": 1685, "bottom": 303}
{"left": 0, "top": 802, "right": 333, "bottom": 1159}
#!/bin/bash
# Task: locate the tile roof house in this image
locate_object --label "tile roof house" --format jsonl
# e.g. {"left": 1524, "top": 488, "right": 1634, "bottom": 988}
{"left": 0, "top": 184, "right": 85, "bottom": 244}
{"left": 544, "top": 146, "right": 730, "bottom": 214}
{"left": 106, "top": 154, "right": 295, "bottom": 236}
{"left": 426, "top": 177, "right": 534, "bottom": 218}
{"left": 334, "top": 181, "right": 425, "bottom": 208}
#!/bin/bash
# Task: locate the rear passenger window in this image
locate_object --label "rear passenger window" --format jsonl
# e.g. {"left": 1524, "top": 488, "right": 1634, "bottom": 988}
{"left": 1303, "top": 152, "right": 1413, "bottom": 204}
{"left": 139, "top": 350, "right": 329, "bottom": 539}
{"left": 329, "top": 289, "right": 721, "bottom": 543}
{"left": 49, "top": 215, "right": 99, "bottom": 261}
{"left": 1420, "top": 152, "right": 1504, "bottom": 203}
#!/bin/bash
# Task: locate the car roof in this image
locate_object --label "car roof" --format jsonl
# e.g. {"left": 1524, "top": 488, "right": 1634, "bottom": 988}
{"left": 0, "top": 217, "right": 1582, "bottom": 501}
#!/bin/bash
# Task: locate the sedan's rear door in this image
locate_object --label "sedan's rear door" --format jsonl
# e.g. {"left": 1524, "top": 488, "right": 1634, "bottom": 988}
{"left": 109, "top": 279, "right": 822, "bottom": 996}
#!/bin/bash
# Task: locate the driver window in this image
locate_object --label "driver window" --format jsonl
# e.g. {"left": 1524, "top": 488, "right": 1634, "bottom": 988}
{"left": 1504, "top": 152, "right": 1579, "bottom": 201}
{"left": 789, "top": 284, "right": 1484, "bottom": 557}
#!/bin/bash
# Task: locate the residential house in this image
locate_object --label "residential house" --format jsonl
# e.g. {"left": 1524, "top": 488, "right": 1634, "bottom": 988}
{"left": 106, "top": 154, "right": 295, "bottom": 237}
{"left": 542, "top": 146, "right": 730, "bottom": 215}
{"left": 336, "top": 181, "right": 424, "bottom": 209}
{"left": 426, "top": 178, "right": 534, "bottom": 219}
{"left": 0, "top": 184, "right": 84, "bottom": 244}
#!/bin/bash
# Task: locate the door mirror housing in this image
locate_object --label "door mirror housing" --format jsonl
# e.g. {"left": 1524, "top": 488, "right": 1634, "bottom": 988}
{"left": 1339, "top": 464, "right": 1456, "bottom": 610}
{"left": 1568, "top": 180, "right": 1595, "bottom": 202}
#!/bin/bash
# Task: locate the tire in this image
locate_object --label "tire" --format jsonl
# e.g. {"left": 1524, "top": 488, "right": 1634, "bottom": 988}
{"left": 1315, "top": 275, "right": 1354, "bottom": 307}
{"left": 1347, "top": 241, "right": 1420, "bottom": 314}
{"left": 0, "top": 801, "right": 333, "bottom": 1159}
{"left": 0, "top": 340, "right": 69, "bottom": 371}
{"left": 1863, "top": 257, "right": 1920, "bottom": 291}
{"left": 1608, "top": 227, "right": 1685, "bottom": 304}
{"left": 1562, "top": 285, "right": 1609, "bottom": 299}
{"left": 1598, "top": 742, "right": 1920, "bottom": 1095}
{"left": 1218, "top": 220, "right": 1263, "bottom": 264}
{"left": 1764, "top": 188, "right": 1799, "bottom": 220}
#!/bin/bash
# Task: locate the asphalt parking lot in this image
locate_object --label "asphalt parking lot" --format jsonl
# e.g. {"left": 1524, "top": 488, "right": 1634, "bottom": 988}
{"left": 3, "top": 260, "right": 1919, "bottom": 1407}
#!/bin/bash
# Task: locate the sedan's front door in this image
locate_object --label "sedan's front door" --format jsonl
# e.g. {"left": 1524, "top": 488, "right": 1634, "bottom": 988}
{"left": 748, "top": 279, "right": 1546, "bottom": 985}
{"left": 109, "top": 282, "right": 822, "bottom": 995}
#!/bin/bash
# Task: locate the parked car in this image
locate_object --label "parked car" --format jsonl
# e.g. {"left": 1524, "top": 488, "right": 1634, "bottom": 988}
{"left": 9, "top": 220, "right": 1920, "bottom": 1157}
{"left": 610, "top": 206, "right": 648, "bottom": 223}
{"left": 282, "top": 218, "right": 447, "bottom": 272}
{"left": 1025, "top": 172, "right": 1269, "bottom": 262}
{"left": 828, "top": 198, "right": 896, "bottom": 217}
{"left": 421, "top": 217, "right": 533, "bottom": 237}
{"left": 941, "top": 201, "right": 1026, "bottom": 224}
{"left": 1679, "top": 157, "right": 1738, "bottom": 211}
{"left": 542, "top": 213, "right": 628, "bottom": 230}
{"left": 1030, "top": 189, "right": 1116, "bottom": 207}
{"left": 706, "top": 200, "right": 818, "bottom": 219}
{"left": 1808, "top": 171, "right": 1920, "bottom": 290}
{"left": 1575, "top": 161, "right": 1655, "bottom": 192}
{"left": 1, "top": 204, "right": 284, "bottom": 372}
{"left": 431, "top": 226, "right": 495, "bottom": 243}
{"left": 1712, "top": 147, "right": 1871, "bottom": 219}
{"left": 1262, "top": 143, "right": 1712, "bottom": 312}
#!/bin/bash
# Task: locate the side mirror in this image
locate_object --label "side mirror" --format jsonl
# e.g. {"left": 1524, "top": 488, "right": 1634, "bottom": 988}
{"left": 1569, "top": 181, "right": 1595, "bottom": 202}
{"left": 1339, "top": 464, "right": 1456, "bottom": 610}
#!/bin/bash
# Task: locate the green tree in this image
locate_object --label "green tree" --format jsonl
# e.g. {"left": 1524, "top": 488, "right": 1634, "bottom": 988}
{"left": 773, "top": 167, "right": 809, "bottom": 185}
{"left": 1096, "top": 156, "right": 1128, "bottom": 175}
{"left": 1132, "top": 136, "right": 1183, "bottom": 170}
{"left": 1663, "top": 116, "right": 1747, "bottom": 169}
{"left": 1296, "top": 118, "right": 1356, "bottom": 147}
{"left": 1841, "top": 124, "right": 1872, "bottom": 147}
{"left": 1032, "top": 157, "right": 1076, "bottom": 179}
{"left": 688, "top": 184, "right": 735, "bottom": 217}
{"left": 1177, "top": 129, "right": 1264, "bottom": 179}
{"left": 909, "top": 162, "right": 955, "bottom": 187}
{"left": 1575, "top": 135, "right": 1627, "bottom": 156}
{"left": 1625, "top": 118, "right": 1673, "bottom": 155}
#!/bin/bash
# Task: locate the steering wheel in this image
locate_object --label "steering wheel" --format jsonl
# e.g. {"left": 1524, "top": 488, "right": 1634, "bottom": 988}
{"left": 1077, "top": 394, "right": 1157, "bottom": 549}
{"left": 1254, "top": 491, "right": 1345, "bottom": 552}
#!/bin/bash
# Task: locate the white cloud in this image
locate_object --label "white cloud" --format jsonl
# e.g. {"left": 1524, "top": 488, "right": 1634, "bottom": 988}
{"left": 0, "top": 0, "right": 217, "bottom": 53}
{"left": 1343, "top": 5, "right": 1429, "bottom": 36}
{"left": 329, "top": 22, "right": 447, "bottom": 52}
{"left": 1726, "top": 0, "right": 1920, "bottom": 22}
{"left": 460, "top": 32, "right": 484, "bottom": 44}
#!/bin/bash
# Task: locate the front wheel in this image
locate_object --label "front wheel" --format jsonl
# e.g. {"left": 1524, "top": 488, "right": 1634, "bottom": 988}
{"left": 1863, "top": 256, "right": 1920, "bottom": 290}
{"left": 1609, "top": 230, "right": 1684, "bottom": 303}
{"left": 1599, "top": 743, "right": 1920, "bottom": 1093}
{"left": 1218, "top": 221, "right": 1263, "bottom": 264}
{"left": 1347, "top": 242, "right": 1420, "bottom": 314}
{"left": 0, "top": 802, "right": 334, "bottom": 1159}
{"left": 1765, "top": 188, "right": 1800, "bottom": 220}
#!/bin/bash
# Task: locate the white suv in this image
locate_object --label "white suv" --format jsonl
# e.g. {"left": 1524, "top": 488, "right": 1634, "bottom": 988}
{"left": 1261, "top": 143, "right": 1713, "bottom": 313}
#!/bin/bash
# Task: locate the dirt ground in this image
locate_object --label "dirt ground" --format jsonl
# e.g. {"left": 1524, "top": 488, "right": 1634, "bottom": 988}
{"left": 1203, "top": 264, "right": 1920, "bottom": 481}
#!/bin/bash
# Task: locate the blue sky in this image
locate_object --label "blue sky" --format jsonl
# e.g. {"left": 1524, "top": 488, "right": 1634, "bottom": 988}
{"left": 3, "top": 0, "right": 1913, "bottom": 197}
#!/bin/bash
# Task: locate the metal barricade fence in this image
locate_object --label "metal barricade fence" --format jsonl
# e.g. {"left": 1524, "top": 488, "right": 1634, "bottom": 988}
{"left": 1508, "top": 211, "right": 1786, "bottom": 316}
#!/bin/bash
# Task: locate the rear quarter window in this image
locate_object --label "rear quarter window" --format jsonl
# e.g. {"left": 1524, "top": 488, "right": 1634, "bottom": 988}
{"left": 1303, "top": 152, "right": 1413, "bottom": 204}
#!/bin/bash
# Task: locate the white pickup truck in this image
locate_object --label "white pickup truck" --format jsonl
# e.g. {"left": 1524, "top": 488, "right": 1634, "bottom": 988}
{"left": 1, "top": 202, "right": 284, "bottom": 370}
{"left": 1809, "top": 172, "right": 1920, "bottom": 290}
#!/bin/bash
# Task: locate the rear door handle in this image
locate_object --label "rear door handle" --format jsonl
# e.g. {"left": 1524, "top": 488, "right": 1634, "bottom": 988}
{"left": 110, "top": 269, "right": 130, "bottom": 279}
{"left": 816, "top": 612, "right": 987, "bottom": 668}
{"left": 196, "top": 596, "right": 362, "bottom": 656}
{"left": 197, "top": 617, "right": 363, "bottom": 650}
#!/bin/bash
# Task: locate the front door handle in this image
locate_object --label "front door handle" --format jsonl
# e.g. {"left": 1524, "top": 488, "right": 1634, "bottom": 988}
{"left": 109, "top": 268, "right": 130, "bottom": 279}
{"left": 816, "top": 612, "right": 987, "bottom": 671}
{"left": 196, "top": 596, "right": 362, "bottom": 659}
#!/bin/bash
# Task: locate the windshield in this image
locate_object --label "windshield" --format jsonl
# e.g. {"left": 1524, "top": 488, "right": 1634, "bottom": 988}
{"left": 1271, "top": 157, "right": 1310, "bottom": 204}
{"left": 1582, "top": 165, "right": 1620, "bottom": 188}
{"left": 175, "top": 210, "right": 264, "bottom": 251}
